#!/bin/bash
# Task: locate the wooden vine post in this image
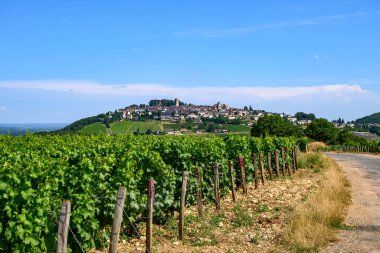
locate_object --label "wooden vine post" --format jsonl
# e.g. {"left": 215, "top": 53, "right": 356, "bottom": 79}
{"left": 285, "top": 147, "right": 292, "bottom": 176}
{"left": 259, "top": 153, "right": 266, "bottom": 185}
{"left": 179, "top": 171, "right": 189, "bottom": 240}
{"left": 195, "top": 167, "right": 204, "bottom": 217}
{"left": 213, "top": 163, "right": 221, "bottom": 211}
{"left": 109, "top": 187, "right": 127, "bottom": 253}
{"left": 267, "top": 151, "right": 273, "bottom": 180}
{"left": 274, "top": 149, "right": 280, "bottom": 177}
{"left": 56, "top": 200, "right": 71, "bottom": 253}
{"left": 238, "top": 156, "right": 247, "bottom": 194}
{"left": 228, "top": 160, "right": 237, "bottom": 202}
{"left": 292, "top": 148, "right": 296, "bottom": 173}
{"left": 294, "top": 146, "right": 299, "bottom": 171}
{"left": 281, "top": 148, "right": 286, "bottom": 176}
{"left": 146, "top": 179, "right": 155, "bottom": 253}
{"left": 252, "top": 153, "right": 259, "bottom": 189}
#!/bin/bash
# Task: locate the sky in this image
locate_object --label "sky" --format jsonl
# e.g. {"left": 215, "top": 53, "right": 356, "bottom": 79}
{"left": 1, "top": 0, "right": 380, "bottom": 123}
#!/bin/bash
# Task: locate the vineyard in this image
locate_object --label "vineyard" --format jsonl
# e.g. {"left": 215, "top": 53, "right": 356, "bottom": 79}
{"left": 0, "top": 134, "right": 307, "bottom": 252}
{"left": 319, "top": 139, "right": 380, "bottom": 153}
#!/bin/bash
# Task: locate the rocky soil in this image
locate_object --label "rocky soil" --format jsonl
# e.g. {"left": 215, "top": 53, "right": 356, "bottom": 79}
{"left": 91, "top": 169, "right": 321, "bottom": 253}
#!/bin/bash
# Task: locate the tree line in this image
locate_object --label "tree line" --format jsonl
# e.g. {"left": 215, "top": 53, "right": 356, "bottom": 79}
{"left": 250, "top": 115, "right": 367, "bottom": 145}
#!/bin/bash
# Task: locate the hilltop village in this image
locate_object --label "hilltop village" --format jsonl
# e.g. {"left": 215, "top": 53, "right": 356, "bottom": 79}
{"left": 61, "top": 98, "right": 369, "bottom": 136}
{"left": 97, "top": 99, "right": 319, "bottom": 135}
{"left": 109, "top": 98, "right": 314, "bottom": 125}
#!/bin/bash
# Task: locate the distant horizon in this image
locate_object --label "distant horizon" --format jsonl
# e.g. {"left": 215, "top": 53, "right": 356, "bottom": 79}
{"left": 1, "top": 1, "right": 379, "bottom": 123}
{"left": 0, "top": 123, "right": 69, "bottom": 126}
{"left": 0, "top": 94, "right": 377, "bottom": 124}
{"left": 0, "top": 98, "right": 375, "bottom": 125}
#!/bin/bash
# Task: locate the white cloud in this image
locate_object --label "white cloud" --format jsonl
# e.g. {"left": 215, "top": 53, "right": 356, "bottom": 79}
{"left": 314, "top": 54, "right": 328, "bottom": 60}
{"left": 176, "top": 12, "right": 366, "bottom": 38}
{"left": 0, "top": 80, "right": 378, "bottom": 121}
{"left": 0, "top": 80, "right": 370, "bottom": 101}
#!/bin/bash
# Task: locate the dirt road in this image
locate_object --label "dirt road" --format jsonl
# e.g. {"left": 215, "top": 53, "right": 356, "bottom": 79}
{"left": 321, "top": 153, "right": 380, "bottom": 253}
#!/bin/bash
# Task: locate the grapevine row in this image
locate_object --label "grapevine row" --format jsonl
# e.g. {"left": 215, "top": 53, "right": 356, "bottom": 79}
{"left": 0, "top": 134, "right": 308, "bottom": 252}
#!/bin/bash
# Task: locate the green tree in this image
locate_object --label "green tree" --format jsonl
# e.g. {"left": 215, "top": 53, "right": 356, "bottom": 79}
{"left": 206, "top": 124, "right": 215, "bottom": 132}
{"left": 369, "top": 126, "right": 380, "bottom": 136}
{"left": 251, "top": 115, "right": 303, "bottom": 137}
{"left": 104, "top": 118, "right": 110, "bottom": 128}
{"left": 295, "top": 112, "right": 316, "bottom": 121}
{"left": 337, "top": 128, "right": 352, "bottom": 144}
{"left": 305, "top": 118, "right": 338, "bottom": 144}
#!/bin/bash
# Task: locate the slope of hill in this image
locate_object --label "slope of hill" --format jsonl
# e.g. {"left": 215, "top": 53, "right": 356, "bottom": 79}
{"left": 223, "top": 124, "right": 251, "bottom": 132}
{"left": 110, "top": 121, "right": 162, "bottom": 134}
{"left": 76, "top": 121, "right": 252, "bottom": 135}
{"left": 77, "top": 121, "right": 163, "bottom": 135}
{"left": 61, "top": 115, "right": 105, "bottom": 132}
{"left": 78, "top": 122, "right": 107, "bottom": 135}
{"left": 356, "top": 112, "right": 380, "bottom": 124}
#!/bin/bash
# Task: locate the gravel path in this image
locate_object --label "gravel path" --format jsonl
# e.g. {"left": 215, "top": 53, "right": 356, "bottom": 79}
{"left": 321, "top": 153, "right": 380, "bottom": 253}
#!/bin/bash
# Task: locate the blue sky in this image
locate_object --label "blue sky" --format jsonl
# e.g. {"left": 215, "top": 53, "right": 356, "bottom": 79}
{"left": 1, "top": 0, "right": 380, "bottom": 123}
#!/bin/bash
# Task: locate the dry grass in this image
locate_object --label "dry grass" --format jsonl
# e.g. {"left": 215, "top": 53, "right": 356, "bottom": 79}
{"left": 308, "top": 142, "right": 328, "bottom": 152}
{"left": 297, "top": 151, "right": 326, "bottom": 173}
{"left": 90, "top": 152, "right": 351, "bottom": 253}
{"left": 285, "top": 153, "right": 351, "bottom": 252}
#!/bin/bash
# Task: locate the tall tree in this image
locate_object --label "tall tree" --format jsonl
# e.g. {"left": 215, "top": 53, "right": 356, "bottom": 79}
{"left": 251, "top": 115, "right": 303, "bottom": 137}
{"left": 295, "top": 112, "right": 316, "bottom": 121}
{"left": 305, "top": 118, "right": 338, "bottom": 144}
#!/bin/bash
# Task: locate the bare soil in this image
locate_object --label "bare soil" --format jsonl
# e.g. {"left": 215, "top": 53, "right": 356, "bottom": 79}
{"left": 90, "top": 169, "right": 322, "bottom": 253}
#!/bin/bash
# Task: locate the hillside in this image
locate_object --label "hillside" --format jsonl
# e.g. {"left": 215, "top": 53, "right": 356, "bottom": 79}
{"left": 77, "top": 121, "right": 252, "bottom": 135}
{"left": 356, "top": 112, "right": 380, "bottom": 124}
{"left": 78, "top": 122, "right": 107, "bottom": 135}
{"left": 77, "top": 121, "right": 163, "bottom": 135}
{"left": 111, "top": 121, "right": 162, "bottom": 134}
{"left": 57, "top": 99, "right": 264, "bottom": 135}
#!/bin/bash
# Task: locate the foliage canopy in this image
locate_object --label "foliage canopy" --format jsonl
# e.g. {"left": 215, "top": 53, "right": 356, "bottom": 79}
{"left": 251, "top": 115, "right": 304, "bottom": 138}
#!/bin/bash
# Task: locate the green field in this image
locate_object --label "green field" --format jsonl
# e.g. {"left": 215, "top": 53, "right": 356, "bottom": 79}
{"left": 111, "top": 120, "right": 162, "bottom": 134}
{"left": 78, "top": 122, "right": 107, "bottom": 134}
{"left": 162, "top": 122, "right": 196, "bottom": 130}
{"left": 78, "top": 121, "right": 250, "bottom": 135}
{"left": 162, "top": 123, "right": 182, "bottom": 130}
{"left": 162, "top": 123, "right": 250, "bottom": 133}
{"left": 222, "top": 124, "right": 251, "bottom": 132}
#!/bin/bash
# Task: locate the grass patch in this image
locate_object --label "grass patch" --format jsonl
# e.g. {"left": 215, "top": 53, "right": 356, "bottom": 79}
{"left": 188, "top": 219, "right": 219, "bottom": 246}
{"left": 256, "top": 202, "right": 270, "bottom": 213}
{"left": 334, "top": 223, "right": 353, "bottom": 231}
{"left": 249, "top": 231, "right": 260, "bottom": 245}
{"left": 111, "top": 120, "right": 162, "bottom": 134}
{"left": 209, "top": 212, "right": 226, "bottom": 227}
{"left": 221, "top": 124, "right": 251, "bottom": 133}
{"left": 297, "top": 152, "right": 327, "bottom": 172}
{"left": 186, "top": 211, "right": 225, "bottom": 246}
{"left": 271, "top": 207, "right": 282, "bottom": 219}
{"left": 285, "top": 153, "right": 351, "bottom": 252}
{"left": 232, "top": 202, "right": 254, "bottom": 228}
{"left": 78, "top": 122, "right": 106, "bottom": 134}
{"left": 308, "top": 142, "right": 328, "bottom": 152}
{"left": 162, "top": 123, "right": 196, "bottom": 130}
